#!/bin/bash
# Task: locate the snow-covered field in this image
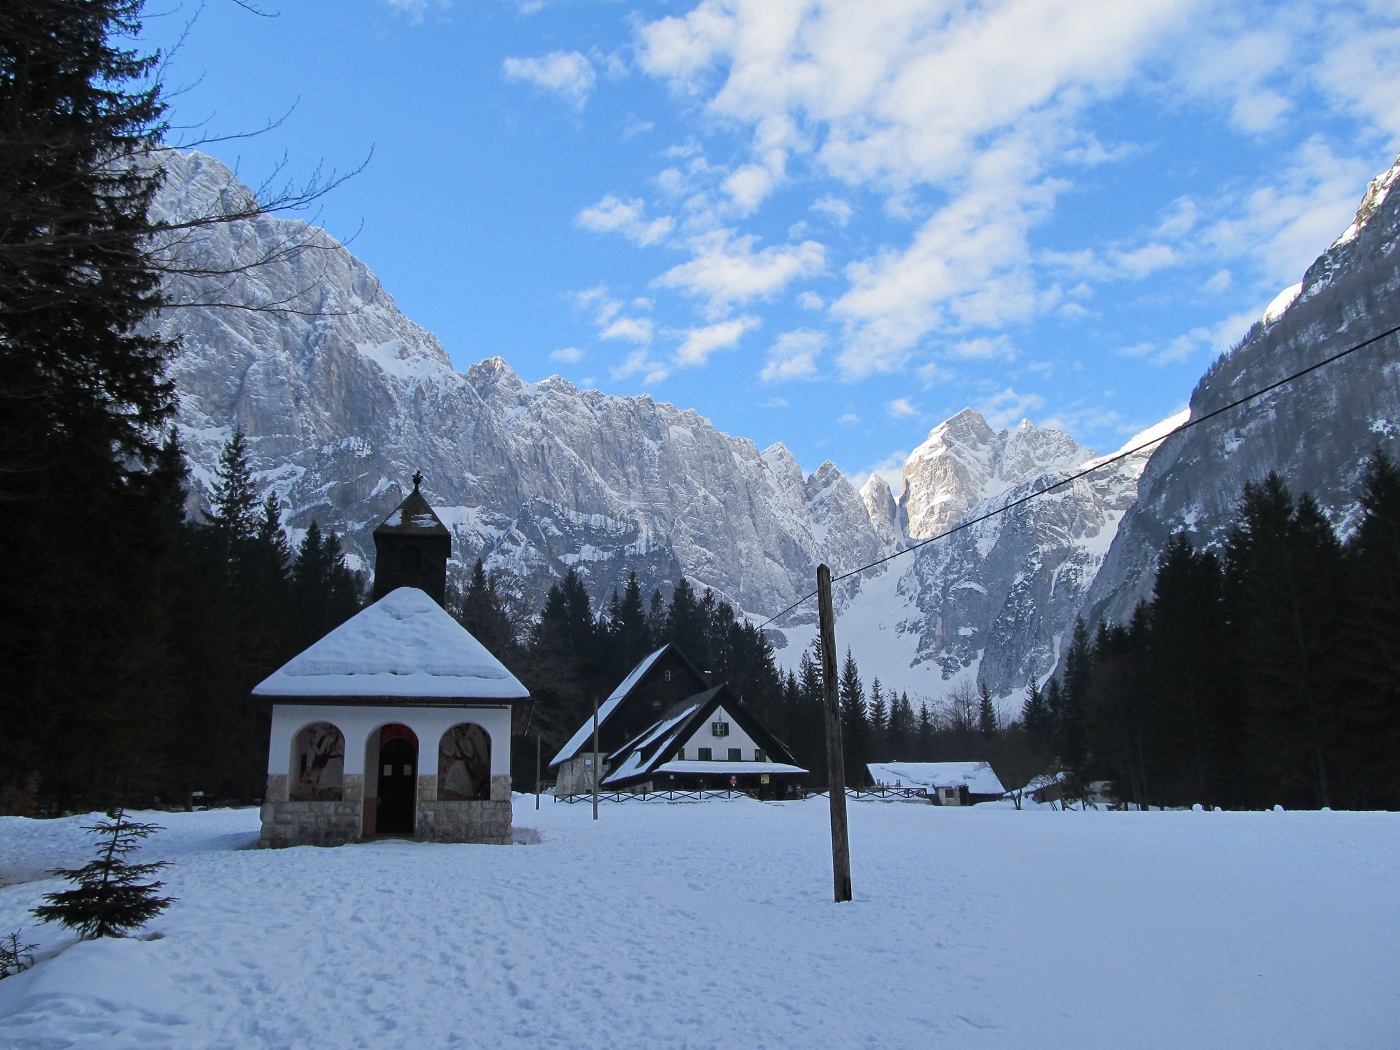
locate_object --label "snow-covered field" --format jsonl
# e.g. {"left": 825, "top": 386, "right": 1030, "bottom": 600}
{"left": 2, "top": 798, "right": 1396, "bottom": 1049}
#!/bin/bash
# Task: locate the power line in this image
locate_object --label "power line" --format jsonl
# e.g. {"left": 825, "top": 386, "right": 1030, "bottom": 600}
{"left": 758, "top": 320, "right": 1400, "bottom": 630}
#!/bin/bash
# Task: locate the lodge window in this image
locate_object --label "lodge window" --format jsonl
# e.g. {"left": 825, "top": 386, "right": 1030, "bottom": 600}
{"left": 728, "top": 748, "right": 741, "bottom": 762}
{"left": 698, "top": 747, "right": 712, "bottom": 761}
{"left": 664, "top": 670, "right": 672, "bottom": 682}
{"left": 712, "top": 721, "right": 729, "bottom": 737}
{"left": 676, "top": 747, "right": 684, "bottom": 761}
{"left": 754, "top": 749, "right": 766, "bottom": 762}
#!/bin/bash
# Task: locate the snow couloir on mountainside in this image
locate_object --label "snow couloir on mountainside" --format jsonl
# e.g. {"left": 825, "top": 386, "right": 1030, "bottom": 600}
{"left": 156, "top": 148, "right": 1398, "bottom": 706}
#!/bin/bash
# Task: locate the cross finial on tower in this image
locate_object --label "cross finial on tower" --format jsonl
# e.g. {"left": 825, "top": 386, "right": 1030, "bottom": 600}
{"left": 412, "top": 470, "right": 423, "bottom": 491}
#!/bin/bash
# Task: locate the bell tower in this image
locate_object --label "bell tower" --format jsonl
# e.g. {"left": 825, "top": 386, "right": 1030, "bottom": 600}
{"left": 372, "top": 471, "right": 452, "bottom": 606}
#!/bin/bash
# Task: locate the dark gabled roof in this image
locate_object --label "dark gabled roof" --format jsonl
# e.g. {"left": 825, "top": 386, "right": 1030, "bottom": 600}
{"left": 548, "top": 642, "right": 709, "bottom": 767}
{"left": 375, "top": 483, "right": 449, "bottom": 538}
{"left": 602, "top": 683, "right": 805, "bottom": 787}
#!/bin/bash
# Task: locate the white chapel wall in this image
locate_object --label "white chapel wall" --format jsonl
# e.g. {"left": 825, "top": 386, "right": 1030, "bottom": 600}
{"left": 268, "top": 704, "right": 513, "bottom": 778}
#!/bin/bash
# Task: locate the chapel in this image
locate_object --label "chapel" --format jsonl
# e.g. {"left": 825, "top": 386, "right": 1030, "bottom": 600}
{"left": 254, "top": 474, "right": 530, "bottom": 847}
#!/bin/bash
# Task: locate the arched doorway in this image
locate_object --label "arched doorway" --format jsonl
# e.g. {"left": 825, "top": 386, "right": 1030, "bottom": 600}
{"left": 375, "top": 725, "right": 418, "bottom": 835}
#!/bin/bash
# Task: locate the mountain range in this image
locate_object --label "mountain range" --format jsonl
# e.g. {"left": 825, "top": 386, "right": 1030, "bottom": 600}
{"left": 152, "top": 148, "right": 1400, "bottom": 707}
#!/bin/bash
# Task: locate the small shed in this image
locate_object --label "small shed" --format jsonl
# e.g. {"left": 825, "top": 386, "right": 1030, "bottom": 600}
{"left": 254, "top": 477, "right": 530, "bottom": 847}
{"left": 866, "top": 761, "right": 1006, "bottom": 805}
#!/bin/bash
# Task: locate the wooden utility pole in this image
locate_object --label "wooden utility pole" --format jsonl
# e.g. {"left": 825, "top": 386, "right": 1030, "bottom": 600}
{"left": 817, "top": 563, "right": 853, "bottom": 903}
{"left": 535, "top": 732, "right": 541, "bottom": 810}
{"left": 591, "top": 697, "right": 600, "bottom": 821}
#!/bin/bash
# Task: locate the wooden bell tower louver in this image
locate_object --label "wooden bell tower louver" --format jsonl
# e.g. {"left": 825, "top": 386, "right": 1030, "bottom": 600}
{"left": 372, "top": 471, "right": 451, "bottom": 606}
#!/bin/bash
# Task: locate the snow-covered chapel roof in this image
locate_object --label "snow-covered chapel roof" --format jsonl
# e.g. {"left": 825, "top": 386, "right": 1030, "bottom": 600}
{"left": 253, "top": 587, "right": 529, "bottom": 701}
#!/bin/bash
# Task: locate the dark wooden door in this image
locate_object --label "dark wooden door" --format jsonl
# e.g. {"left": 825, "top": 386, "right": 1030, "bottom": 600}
{"left": 377, "top": 737, "right": 417, "bottom": 835}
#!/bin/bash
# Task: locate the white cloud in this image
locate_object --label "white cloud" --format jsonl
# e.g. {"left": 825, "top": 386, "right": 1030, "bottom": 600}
{"left": 572, "top": 285, "right": 654, "bottom": 346}
{"left": 601, "top": 316, "right": 654, "bottom": 344}
{"left": 550, "top": 346, "right": 585, "bottom": 363}
{"left": 724, "top": 163, "right": 777, "bottom": 213}
{"left": 1042, "top": 241, "right": 1180, "bottom": 282}
{"left": 1113, "top": 243, "right": 1179, "bottom": 279}
{"left": 386, "top": 0, "right": 447, "bottom": 22}
{"left": 1177, "top": 26, "right": 1296, "bottom": 134}
{"left": 1205, "top": 269, "right": 1233, "bottom": 293}
{"left": 839, "top": 413, "right": 859, "bottom": 425}
{"left": 760, "top": 329, "right": 824, "bottom": 382}
{"left": 611, "top": 348, "right": 669, "bottom": 385}
{"left": 949, "top": 336, "right": 1017, "bottom": 361}
{"left": 576, "top": 195, "right": 675, "bottom": 246}
{"left": 656, "top": 229, "right": 825, "bottom": 314}
{"left": 797, "top": 290, "right": 824, "bottom": 311}
{"left": 638, "top": 0, "right": 1182, "bottom": 190}
{"left": 812, "top": 196, "right": 853, "bottom": 226}
{"left": 1202, "top": 137, "right": 1376, "bottom": 289}
{"left": 675, "top": 316, "right": 760, "bottom": 367}
{"left": 887, "top": 398, "right": 919, "bottom": 419}
{"left": 623, "top": 0, "right": 1400, "bottom": 393}
{"left": 832, "top": 140, "right": 1054, "bottom": 376}
{"left": 503, "top": 51, "right": 596, "bottom": 107}
{"left": 980, "top": 388, "right": 1046, "bottom": 429}
{"left": 1156, "top": 197, "right": 1200, "bottom": 239}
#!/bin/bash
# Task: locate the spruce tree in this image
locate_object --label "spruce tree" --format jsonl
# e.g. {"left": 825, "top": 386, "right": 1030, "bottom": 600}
{"left": 916, "top": 701, "right": 935, "bottom": 760}
{"left": 1227, "top": 475, "right": 1344, "bottom": 807}
{"left": 461, "top": 560, "right": 517, "bottom": 662}
{"left": 613, "top": 571, "right": 652, "bottom": 669}
{"left": 889, "top": 692, "right": 916, "bottom": 759}
{"left": 977, "top": 682, "right": 998, "bottom": 738}
{"left": 33, "top": 809, "right": 175, "bottom": 939}
{"left": 1022, "top": 677, "right": 1053, "bottom": 748}
{"left": 838, "top": 649, "right": 869, "bottom": 786}
{"left": 868, "top": 678, "right": 889, "bottom": 761}
{"left": 1144, "top": 533, "right": 1241, "bottom": 808}
{"left": 0, "top": 0, "right": 181, "bottom": 809}
{"left": 209, "top": 427, "right": 260, "bottom": 540}
{"left": 664, "top": 578, "right": 706, "bottom": 660}
{"left": 1341, "top": 451, "right": 1400, "bottom": 806}
{"left": 1058, "top": 618, "right": 1094, "bottom": 775}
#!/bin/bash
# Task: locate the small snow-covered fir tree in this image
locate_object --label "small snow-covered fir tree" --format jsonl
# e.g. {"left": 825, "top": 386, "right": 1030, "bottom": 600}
{"left": 0, "top": 931, "right": 37, "bottom": 978}
{"left": 32, "top": 809, "right": 175, "bottom": 939}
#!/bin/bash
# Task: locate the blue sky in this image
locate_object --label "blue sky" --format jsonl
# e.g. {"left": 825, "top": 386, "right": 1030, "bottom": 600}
{"left": 139, "top": 0, "right": 1400, "bottom": 488}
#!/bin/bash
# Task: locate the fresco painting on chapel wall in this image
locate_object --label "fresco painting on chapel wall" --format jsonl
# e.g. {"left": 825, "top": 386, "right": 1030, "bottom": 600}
{"left": 291, "top": 722, "right": 345, "bottom": 801}
{"left": 439, "top": 723, "right": 491, "bottom": 801}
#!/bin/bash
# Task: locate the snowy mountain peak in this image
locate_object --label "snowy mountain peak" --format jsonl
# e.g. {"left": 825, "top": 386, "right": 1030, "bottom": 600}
{"left": 859, "top": 474, "right": 902, "bottom": 553}
{"left": 901, "top": 409, "right": 1092, "bottom": 541}
{"left": 1331, "top": 150, "right": 1400, "bottom": 249}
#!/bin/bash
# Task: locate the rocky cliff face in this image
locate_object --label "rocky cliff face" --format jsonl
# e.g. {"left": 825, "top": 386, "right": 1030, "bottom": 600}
{"left": 1080, "top": 153, "right": 1400, "bottom": 631}
{"left": 153, "top": 151, "right": 886, "bottom": 620}
{"left": 772, "top": 414, "right": 1173, "bottom": 700}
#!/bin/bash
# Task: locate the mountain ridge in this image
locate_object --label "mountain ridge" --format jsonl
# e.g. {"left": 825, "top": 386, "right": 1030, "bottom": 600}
{"left": 153, "top": 146, "right": 1400, "bottom": 705}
